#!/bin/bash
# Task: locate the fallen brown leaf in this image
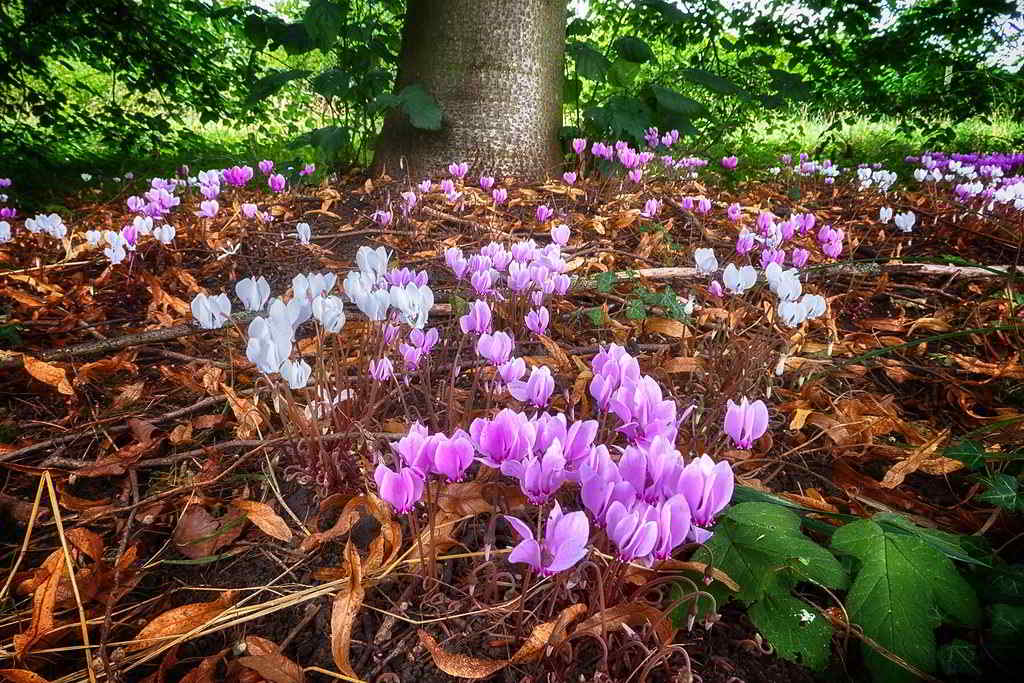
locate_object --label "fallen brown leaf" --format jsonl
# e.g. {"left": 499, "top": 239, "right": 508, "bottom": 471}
{"left": 22, "top": 356, "right": 74, "bottom": 396}
{"left": 128, "top": 591, "right": 237, "bottom": 651}
{"left": 232, "top": 499, "right": 293, "bottom": 542}
{"left": 330, "top": 543, "right": 365, "bottom": 679}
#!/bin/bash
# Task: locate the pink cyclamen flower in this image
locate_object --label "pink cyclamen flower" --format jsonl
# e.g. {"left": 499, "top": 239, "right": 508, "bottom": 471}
{"left": 268, "top": 174, "right": 286, "bottom": 192}
{"left": 721, "top": 156, "right": 738, "bottom": 170}
{"left": 551, "top": 223, "right": 570, "bottom": 246}
{"left": 374, "top": 463, "right": 423, "bottom": 513}
{"left": 448, "top": 162, "right": 469, "bottom": 179}
{"left": 760, "top": 248, "right": 785, "bottom": 268}
{"left": 628, "top": 168, "right": 644, "bottom": 183}
{"left": 696, "top": 197, "right": 712, "bottom": 214}
{"left": 369, "top": 357, "right": 394, "bottom": 382}
{"left": 681, "top": 197, "right": 694, "bottom": 211}
{"left": 562, "top": 171, "right": 577, "bottom": 185}
{"left": 479, "top": 175, "right": 495, "bottom": 190}
{"left": 492, "top": 187, "right": 508, "bottom": 204}
{"left": 196, "top": 200, "right": 219, "bottom": 218}
{"left": 507, "top": 365, "right": 555, "bottom": 408}
{"left": 299, "top": 163, "right": 315, "bottom": 176}
{"left": 678, "top": 455, "right": 734, "bottom": 542}
{"left": 726, "top": 203, "right": 742, "bottom": 222}
{"left": 0, "top": 178, "right": 12, "bottom": 188}
{"left": 504, "top": 502, "right": 589, "bottom": 576}
{"left": 536, "top": 205, "right": 554, "bottom": 223}
{"left": 433, "top": 431, "right": 475, "bottom": 482}
{"left": 501, "top": 440, "right": 567, "bottom": 504}
{"left": 525, "top": 307, "right": 549, "bottom": 335}
{"left": 572, "top": 138, "right": 587, "bottom": 156}
{"left": 641, "top": 198, "right": 661, "bottom": 218}
{"left": 371, "top": 209, "right": 393, "bottom": 226}
{"left": 735, "top": 230, "right": 755, "bottom": 255}
{"left": 709, "top": 280, "right": 724, "bottom": 297}
{"left": 498, "top": 357, "right": 527, "bottom": 384}
{"left": 460, "top": 299, "right": 492, "bottom": 335}
{"left": 258, "top": 160, "right": 274, "bottom": 175}
{"left": 471, "top": 408, "right": 536, "bottom": 467}
{"left": 723, "top": 397, "right": 769, "bottom": 449}
{"left": 605, "top": 500, "right": 659, "bottom": 562}
{"left": 791, "top": 248, "right": 810, "bottom": 268}
{"left": 476, "top": 331, "right": 514, "bottom": 365}
{"left": 417, "top": 179, "right": 431, "bottom": 193}
{"left": 822, "top": 239, "right": 843, "bottom": 259}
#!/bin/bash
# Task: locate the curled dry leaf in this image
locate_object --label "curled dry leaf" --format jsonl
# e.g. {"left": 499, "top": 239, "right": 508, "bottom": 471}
{"left": 22, "top": 356, "right": 74, "bottom": 396}
{"left": 437, "top": 480, "right": 527, "bottom": 517}
{"left": 572, "top": 602, "right": 676, "bottom": 648}
{"left": 417, "top": 630, "right": 508, "bottom": 680}
{"left": 237, "top": 654, "right": 305, "bottom": 683}
{"left": 510, "top": 603, "right": 587, "bottom": 664}
{"left": 330, "top": 543, "right": 365, "bottom": 679}
{"left": 232, "top": 499, "right": 293, "bottom": 542}
{"left": 300, "top": 494, "right": 376, "bottom": 552}
{"left": 129, "top": 591, "right": 237, "bottom": 651}
{"left": 0, "top": 670, "right": 50, "bottom": 683}
{"left": 173, "top": 504, "right": 245, "bottom": 559}
{"left": 535, "top": 333, "right": 571, "bottom": 370}
{"left": 880, "top": 428, "right": 954, "bottom": 488}
{"left": 645, "top": 317, "right": 688, "bottom": 339}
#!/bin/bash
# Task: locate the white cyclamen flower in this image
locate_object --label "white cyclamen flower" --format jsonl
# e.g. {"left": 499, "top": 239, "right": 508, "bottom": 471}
{"left": 312, "top": 295, "right": 346, "bottom": 333}
{"left": 153, "top": 224, "right": 176, "bottom": 244}
{"left": 191, "top": 293, "right": 232, "bottom": 329}
{"left": 893, "top": 211, "right": 916, "bottom": 233}
{"left": 0, "top": 221, "right": 10, "bottom": 243}
{"left": 693, "top": 248, "right": 718, "bottom": 275}
{"left": 279, "top": 358, "right": 312, "bottom": 389}
{"left": 722, "top": 263, "right": 757, "bottom": 294}
{"left": 246, "top": 315, "right": 293, "bottom": 373}
{"left": 356, "top": 245, "right": 390, "bottom": 282}
{"left": 235, "top": 276, "right": 271, "bottom": 312}
{"left": 295, "top": 222, "right": 311, "bottom": 245}
{"left": 389, "top": 282, "right": 434, "bottom": 329}
{"left": 878, "top": 207, "right": 893, "bottom": 223}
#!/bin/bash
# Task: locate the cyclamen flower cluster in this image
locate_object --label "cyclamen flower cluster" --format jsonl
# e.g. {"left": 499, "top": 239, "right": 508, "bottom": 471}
{"left": 374, "top": 344, "right": 736, "bottom": 576}
{"left": 444, "top": 235, "right": 571, "bottom": 304}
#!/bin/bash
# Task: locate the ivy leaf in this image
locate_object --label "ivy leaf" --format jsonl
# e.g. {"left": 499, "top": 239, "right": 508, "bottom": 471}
{"left": 943, "top": 439, "right": 987, "bottom": 470}
{"left": 977, "top": 473, "right": 1020, "bottom": 511}
{"left": 613, "top": 36, "right": 655, "bottom": 64}
{"left": 595, "top": 272, "right": 618, "bottom": 294}
{"left": 691, "top": 503, "right": 848, "bottom": 671}
{"left": 568, "top": 41, "right": 612, "bottom": 81}
{"left": 246, "top": 69, "right": 311, "bottom": 107}
{"left": 937, "top": 639, "right": 981, "bottom": 678}
{"left": 748, "top": 591, "right": 833, "bottom": 671}
{"left": 304, "top": 0, "right": 346, "bottom": 51}
{"left": 397, "top": 84, "right": 442, "bottom": 131}
{"left": 625, "top": 299, "right": 647, "bottom": 320}
{"left": 650, "top": 86, "right": 708, "bottom": 117}
{"left": 832, "top": 518, "right": 981, "bottom": 683}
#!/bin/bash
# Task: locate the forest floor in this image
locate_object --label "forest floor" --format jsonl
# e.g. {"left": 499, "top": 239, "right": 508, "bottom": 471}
{"left": 1, "top": 160, "right": 1022, "bottom": 683}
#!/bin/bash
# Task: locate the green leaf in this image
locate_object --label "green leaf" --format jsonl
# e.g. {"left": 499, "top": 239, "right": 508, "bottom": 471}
{"left": 563, "top": 77, "right": 582, "bottom": 104}
{"left": 585, "top": 307, "right": 607, "bottom": 327}
{"left": 608, "top": 58, "right": 641, "bottom": 88}
{"left": 568, "top": 41, "right": 612, "bottom": 82}
{"left": 943, "top": 439, "right": 987, "bottom": 470}
{"left": 595, "top": 271, "right": 618, "bottom": 294}
{"left": 748, "top": 592, "right": 833, "bottom": 671}
{"left": 310, "top": 68, "right": 350, "bottom": 99}
{"left": 306, "top": 125, "right": 350, "bottom": 159}
{"left": 304, "top": 0, "right": 346, "bottom": 51}
{"left": 625, "top": 299, "right": 647, "bottom": 320}
{"left": 614, "top": 36, "right": 655, "bottom": 64}
{"left": 832, "top": 518, "right": 982, "bottom": 683}
{"left": 246, "top": 69, "right": 311, "bottom": 107}
{"left": 397, "top": 84, "right": 442, "bottom": 131}
{"left": 989, "top": 603, "right": 1024, "bottom": 656}
{"left": 692, "top": 503, "right": 847, "bottom": 670}
{"left": 978, "top": 473, "right": 1020, "bottom": 510}
{"left": 243, "top": 14, "right": 268, "bottom": 50}
{"left": 651, "top": 86, "right": 708, "bottom": 117}
{"left": 681, "top": 68, "right": 746, "bottom": 96}
{"left": 937, "top": 639, "right": 981, "bottom": 677}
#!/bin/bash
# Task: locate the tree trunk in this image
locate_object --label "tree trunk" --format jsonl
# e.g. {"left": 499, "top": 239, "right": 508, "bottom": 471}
{"left": 372, "top": 0, "right": 567, "bottom": 181}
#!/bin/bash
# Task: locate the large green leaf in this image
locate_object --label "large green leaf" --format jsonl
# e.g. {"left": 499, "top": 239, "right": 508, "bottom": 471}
{"left": 608, "top": 58, "right": 641, "bottom": 88}
{"left": 293, "top": 125, "right": 350, "bottom": 159}
{"left": 303, "top": 0, "right": 346, "bottom": 51}
{"left": 397, "top": 84, "right": 442, "bottom": 131}
{"left": 614, "top": 36, "right": 655, "bottom": 64}
{"left": 568, "top": 41, "right": 612, "bottom": 82}
{"left": 311, "top": 68, "right": 350, "bottom": 99}
{"left": 246, "top": 69, "right": 311, "bottom": 107}
{"left": 832, "top": 518, "right": 981, "bottom": 683}
{"left": 681, "top": 68, "right": 746, "bottom": 96}
{"left": 650, "top": 86, "right": 708, "bottom": 117}
{"left": 691, "top": 503, "right": 848, "bottom": 671}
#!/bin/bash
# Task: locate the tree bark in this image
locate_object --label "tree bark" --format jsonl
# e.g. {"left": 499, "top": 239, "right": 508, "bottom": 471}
{"left": 372, "top": 0, "right": 567, "bottom": 181}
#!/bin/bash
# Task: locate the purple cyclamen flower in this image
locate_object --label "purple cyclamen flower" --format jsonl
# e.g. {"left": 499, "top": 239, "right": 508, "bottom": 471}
{"left": 681, "top": 197, "right": 694, "bottom": 211}
{"left": 735, "top": 230, "right": 755, "bottom": 255}
{"left": 445, "top": 247, "right": 469, "bottom": 279}
{"left": 258, "top": 160, "right": 274, "bottom": 175}
{"left": 374, "top": 463, "right": 423, "bottom": 513}
{"left": 448, "top": 162, "right": 469, "bottom": 179}
{"left": 726, "top": 203, "right": 742, "bottom": 222}
{"left": 562, "top": 171, "right": 577, "bottom": 185}
{"left": 709, "top": 280, "right": 724, "bottom": 297}
{"left": 399, "top": 342, "right": 425, "bottom": 371}
{"left": 641, "top": 198, "right": 661, "bottom": 218}
{"left": 269, "top": 174, "right": 286, "bottom": 192}
{"left": 535, "top": 205, "right": 554, "bottom": 223}
{"left": 395, "top": 422, "right": 438, "bottom": 476}
{"left": 550, "top": 223, "right": 570, "bottom": 246}
{"left": 470, "top": 269, "right": 494, "bottom": 296}
{"left": 610, "top": 375, "right": 680, "bottom": 446}
{"left": 723, "top": 397, "right": 768, "bottom": 449}
{"left": 628, "top": 168, "right": 644, "bottom": 183}
{"left": 0, "top": 178, "right": 11, "bottom": 188}
{"left": 382, "top": 323, "right": 400, "bottom": 345}
{"left": 372, "top": 209, "right": 393, "bottom": 226}
{"left": 299, "top": 163, "right": 315, "bottom": 176}
{"left": 418, "top": 179, "right": 432, "bottom": 193}
{"left": 498, "top": 357, "right": 526, "bottom": 384}
{"left": 242, "top": 203, "right": 259, "bottom": 219}
{"left": 460, "top": 299, "right": 492, "bottom": 335}
{"left": 791, "top": 248, "right": 810, "bottom": 268}
{"left": 492, "top": 187, "right": 508, "bottom": 204}
{"left": 196, "top": 200, "right": 219, "bottom": 218}
{"left": 476, "top": 331, "right": 513, "bottom": 365}
{"left": 479, "top": 175, "right": 495, "bottom": 190}
{"left": 605, "top": 500, "right": 659, "bottom": 562}
{"left": 507, "top": 365, "right": 555, "bottom": 408}
{"left": 223, "top": 165, "right": 253, "bottom": 187}
{"left": 580, "top": 460, "right": 636, "bottom": 526}
{"left": 760, "top": 248, "right": 785, "bottom": 268}
{"left": 369, "top": 357, "right": 394, "bottom": 382}
{"left": 589, "top": 344, "right": 641, "bottom": 412}
{"left": 434, "top": 431, "right": 475, "bottom": 482}
{"left": 504, "top": 503, "right": 589, "bottom": 576}
{"left": 653, "top": 495, "right": 692, "bottom": 560}
{"left": 678, "top": 455, "right": 734, "bottom": 543}
{"left": 721, "top": 156, "right": 738, "bottom": 170}
{"left": 572, "top": 138, "right": 587, "bottom": 156}
{"left": 501, "top": 440, "right": 567, "bottom": 504}
{"left": 822, "top": 239, "right": 843, "bottom": 259}
{"left": 440, "top": 178, "right": 455, "bottom": 195}
{"left": 696, "top": 197, "right": 712, "bottom": 214}
{"left": 525, "top": 307, "right": 549, "bottom": 335}
{"left": 471, "top": 408, "right": 536, "bottom": 467}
